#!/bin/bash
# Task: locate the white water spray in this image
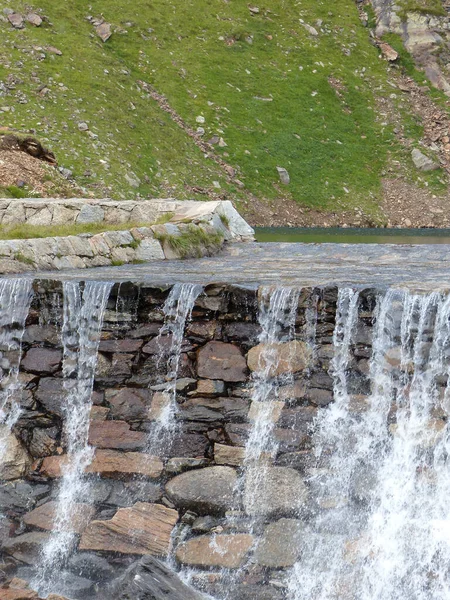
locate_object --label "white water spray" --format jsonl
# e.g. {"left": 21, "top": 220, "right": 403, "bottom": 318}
{"left": 288, "top": 288, "right": 450, "bottom": 600}
{"left": 147, "top": 283, "right": 202, "bottom": 456}
{"left": 36, "top": 281, "right": 112, "bottom": 596}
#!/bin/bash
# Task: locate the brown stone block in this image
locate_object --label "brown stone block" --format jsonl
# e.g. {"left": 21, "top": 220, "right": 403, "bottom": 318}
{"left": 197, "top": 341, "right": 247, "bottom": 382}
{"left": 88, "top": 420, "right": 146, "bottom": 450}
{"left": 23, "top": 501, "right": 94, "bottom": 534}
{"left": 87, "top": 450, "right": 163, "bottom": 479}
{"left": 79, "top": 502, "right": 178, "bottom": 556}
{"left": 176, "top": 534, "right": 253, "bottom": 568}
{"left": 247, "top": 340, "right": 311, "bottom": 377}
{"left": 41, "top": 450, "right": 162, "bottom": 479}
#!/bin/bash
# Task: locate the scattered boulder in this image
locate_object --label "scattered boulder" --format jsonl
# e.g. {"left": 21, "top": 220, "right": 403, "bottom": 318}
{"left": 197, "top": 341, "right": 247, "bottom": 382}
{"left": 7, "top": 13, "right": 24, "bottom": 29}
{"left": 378, "top": 41, "right": 398, "bottom": 61}
{"left": 176, "top": 534, "right": 254, "bottom": 568}
{"left": 105, "top": 555, "right": 207, "bottom": 600}
{"left": 411, "top": 148, "right": 439, "bottom": 172}
{"left": 166, "top": 466, "right": 237, "bottom": 514}
{"left": 96, "top": 22, "right": 112, "bottom": 42}
{"left": 79, "top": 502, "right": 178, "bottom": 555}
{"left": 276, "top": 166, "right": 290, "bottom": 184}
{"left": 26, "top": 13, "right": 42, "bottom": 27}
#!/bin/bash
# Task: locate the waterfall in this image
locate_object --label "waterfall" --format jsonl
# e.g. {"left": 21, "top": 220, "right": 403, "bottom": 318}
{"left": 288, "top": 289, "right": 450, "bottom": 600}
{"left": 0, "top": 278, "right": 33, "bottom": 532}
{"left": 243, "top": 286, "right": 300, "bottom": 505}
{"left": 35, "top": 281, "right": 112, "bottom": 596}
{"left": 147, "top": 283, "right": 203, "bottom": 457}
{"left": 0, "top": 278, "right": 33, "bottom": 434}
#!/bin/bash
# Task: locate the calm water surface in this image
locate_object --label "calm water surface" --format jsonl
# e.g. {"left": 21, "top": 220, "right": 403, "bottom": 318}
{"left": 255, "top": 227, "right": 450, "bottom": 244}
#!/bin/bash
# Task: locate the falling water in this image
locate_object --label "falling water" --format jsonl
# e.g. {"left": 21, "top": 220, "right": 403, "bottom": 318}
{"left": 243, "top": 287, "right": 300, "bottom": 478}
{"left": 0, "top": 278, "right": 33, "bottom": 437}
{"left": 288, "top": 288, "right": 450, "bottom": 600}
{"left": 36, "top": 281, "right": 112, "bottom": 596}
{"left": 0, "top": 278, "right": 33, "bottom": 536}
{"left": 147, "top": 283, "right": 202, "bottom": 457}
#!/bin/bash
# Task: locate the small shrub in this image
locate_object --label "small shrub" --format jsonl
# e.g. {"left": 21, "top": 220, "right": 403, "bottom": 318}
{"left": 155, "top": 212, "right": 175, "bottom": 224}
{"left": 219, "top": 213, "right": 230, "bottom": 227}
{"left": 14, "top": 252, "right": 35, "bottom": 266}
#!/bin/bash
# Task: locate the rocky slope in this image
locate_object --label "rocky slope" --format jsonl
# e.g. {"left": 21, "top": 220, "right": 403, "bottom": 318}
{"left": 2, "top": 0, "right": 450, "bottom": 227}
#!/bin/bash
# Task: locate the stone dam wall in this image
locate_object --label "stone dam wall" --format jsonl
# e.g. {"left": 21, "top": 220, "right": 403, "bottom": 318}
{"left": 3, "top": 281, "right": 449, "bottom": 600}
{"left": 0, "top": 281, "right": 381, "bottom": 600}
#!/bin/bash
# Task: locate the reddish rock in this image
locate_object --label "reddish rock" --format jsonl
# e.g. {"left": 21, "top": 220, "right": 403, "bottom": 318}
{"left": 96, "top": 22, "right": 112, "bottom": 42}
{"left": 0, "top": 589, "right": 39, "bottom": 600}
{"left": 25, "top": 13, "right": 42, "bottom": 26}
{"left": 79, "top": 502, "right": 178, "bottom": 555}
{"left": 7, "top": 13, "right": 24, "bottom": 29}
{"left": 40, "top": 455, "right": 69, "bottom": 478}
{"left": 87, "top": 450, "right": 163, "bottom": 479}
{"left": 197, "top": 341, "right": 247, "bottom": 382}
{"left": 176, "top": 534, "right": 253, "bottom": 568}
{"left": 21, "top": 348, "right": 62, "bottom": 374}
{"left": 23, "top": 501, "right": 94, "bottom": 533}
{"left": 88, "top": 420, "right": 146, "bottom": 450}
{"left": 41, "top": 450, "right": 162, "bottom": 479}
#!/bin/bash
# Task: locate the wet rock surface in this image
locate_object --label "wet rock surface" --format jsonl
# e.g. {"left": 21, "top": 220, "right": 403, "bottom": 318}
{"left": 105, "top": 555, "right": 208, "bottom": 600}
{"left": 0, "top": 280, "right": 383, "bottom": 599}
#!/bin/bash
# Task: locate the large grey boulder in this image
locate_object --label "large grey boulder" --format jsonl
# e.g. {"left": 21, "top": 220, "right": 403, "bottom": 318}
{"left": 411, "top": 148, "right": 439, "bottom": 172}
{"left": 166, "top": 466, "right": 237, "bottom": 514}
{"left": 244, "top": 466, "right": 309, "bottom": 517}
{"left": 105, "top": 555, "right": 207, "bottom": 600}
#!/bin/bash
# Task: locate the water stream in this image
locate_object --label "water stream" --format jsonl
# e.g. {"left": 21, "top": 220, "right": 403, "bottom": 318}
{"left": 35, "top": 281, "right": 112, "bottom": 597}
{"left": 243, "top": 286, "right": 301, "bottom": 517}
{"left": 0, "top": 278, "right": 33, "bottom": 438}
{"left": 288, "top": 289, "right": 450, "bottom": 600}
{"left": 147, "top": 283, "right": 203, "bottom": 457}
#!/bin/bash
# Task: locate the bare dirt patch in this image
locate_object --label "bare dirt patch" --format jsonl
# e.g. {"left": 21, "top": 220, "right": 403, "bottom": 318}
{"left": 0, "top": 150, "right": 79, "bottom": 197}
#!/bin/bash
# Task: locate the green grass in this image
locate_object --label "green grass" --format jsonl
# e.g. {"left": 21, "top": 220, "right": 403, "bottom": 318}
{"left": 155, "top": 224, "right": 223, "bottom": 258}
{"left": 398, "top": 0, "right": 446, "bottom": 17}
{"left": 0, "top": 0, "right": 440, "bottom": 219}
{"left": 0, "top": 221, "right": 150, "bottom": 240}
{"left": 14, "top": 251, "right": 35, "bottom": 265}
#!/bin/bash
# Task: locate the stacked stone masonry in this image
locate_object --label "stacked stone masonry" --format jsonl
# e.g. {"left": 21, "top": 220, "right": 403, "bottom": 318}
{"left": 0, "top": 200, "right": 255, "bottom": 274}
{"left": 0, "top": 282, "right": 389, "bottom": 600}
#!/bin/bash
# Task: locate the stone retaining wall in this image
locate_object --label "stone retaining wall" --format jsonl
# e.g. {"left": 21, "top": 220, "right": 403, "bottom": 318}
{"left": 0, "top": 199, "right": 252, "bottom": 236}
{"left": 0, "top": 282, "right": 379, "bottom": 600}
{"left": 0, "top": 200, "right": 254, "bottom": 274}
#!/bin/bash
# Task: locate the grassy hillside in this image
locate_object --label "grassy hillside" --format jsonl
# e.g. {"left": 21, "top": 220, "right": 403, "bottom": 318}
{"left": 0, "top": 0, "right": 442, "bottom": 222}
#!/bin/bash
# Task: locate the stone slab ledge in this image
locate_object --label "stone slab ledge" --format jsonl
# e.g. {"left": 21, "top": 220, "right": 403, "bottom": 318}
{"left": 0, "top": 201, "right": 255, "bottom": 274}
{"left": 0, "top": 198, "right": 255, "bottom": 242}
